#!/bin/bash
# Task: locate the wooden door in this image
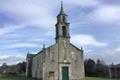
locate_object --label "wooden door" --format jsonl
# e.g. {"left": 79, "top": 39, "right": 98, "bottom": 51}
{"left": 62, "top": 67, "right": 69, "bottom": 80}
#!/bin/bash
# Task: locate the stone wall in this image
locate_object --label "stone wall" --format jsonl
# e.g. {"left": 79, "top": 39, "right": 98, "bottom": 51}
{"left": 32, "top": 52, "right": 43, "bottom": 79}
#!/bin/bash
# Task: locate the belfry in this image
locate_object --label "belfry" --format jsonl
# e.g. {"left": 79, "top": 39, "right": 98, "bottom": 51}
{"left": 55, "top": 2, "right": 70, "bottom": 43}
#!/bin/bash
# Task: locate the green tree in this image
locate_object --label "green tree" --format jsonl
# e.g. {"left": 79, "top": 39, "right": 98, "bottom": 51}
{"left": 84, "top": 59, "right": 96, "bottom": 76}
{"left": 96, "top": 59, "right": 109, "bottom": 77}
{"left": 16, "top": 62, "right": 26, "bottom": 74}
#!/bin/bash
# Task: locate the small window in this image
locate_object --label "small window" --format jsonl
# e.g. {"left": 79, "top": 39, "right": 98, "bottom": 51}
{"left": 49, "top": 71, "right": 54, "bottom": 77}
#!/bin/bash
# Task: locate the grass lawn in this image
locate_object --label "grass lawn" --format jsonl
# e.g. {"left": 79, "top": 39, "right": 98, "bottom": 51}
{"left": 86, "top": 77, "right": 120, "bottom": 80}
{"left": 0, "top": 76, "right": 32, "bottom": 80}
{"left": 0, "top": 76, "right": 120, "bottom": 80}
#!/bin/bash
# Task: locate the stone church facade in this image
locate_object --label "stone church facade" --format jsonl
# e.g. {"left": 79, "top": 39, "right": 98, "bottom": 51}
{"left": 26, "top": 3, "right": 85, "bottom": 80}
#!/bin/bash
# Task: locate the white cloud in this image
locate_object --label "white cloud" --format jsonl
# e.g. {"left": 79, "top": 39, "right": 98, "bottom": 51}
{"left": 0, "top": 0, "right": 101, "bottom": 29}
{"left": 89, "top": 5, "right": 120, "bottom": 24}
{"left": 0, "top": 24, "right": 25, "bottom": 37}
{"left": 30, "top": 38, "right": 45, "bottom": 42}
{"left": 0, "top": 54, "right": 25, "bottom": 65}
{"left": 71, "top": 34, "right": 107, "bottom": 47}
{"left": 84, "top": 47, "right": 120, "bottom": 64}
{"left": 7, "top": 43, "right": 39, "bottom": 48}
{"left": 84, "top": 49, "right": 93, "bottom": 53}
{"left": 65, "top": 0, "right": 100, "bottom": 7}
{"left": 0, "top": 55, "right": 11, "bottom": 59}
{"left": 0, "top": 0, "right": 56, "bottom": 28}
{"left": 115, "top": 47, "right": 120, "bottom": 51}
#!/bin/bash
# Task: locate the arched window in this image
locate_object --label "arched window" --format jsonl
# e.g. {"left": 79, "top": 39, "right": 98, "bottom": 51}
{"left": 62, "top": 26, "right": 67, "bottom": 37}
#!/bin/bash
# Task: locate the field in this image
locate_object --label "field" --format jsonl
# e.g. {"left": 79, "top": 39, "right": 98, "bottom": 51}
{"left": 85, "top": 77, "right": 120, "bottom": 80}
{"left": 0, "top": 76, "right": 119, "bottom": 80}
{"left": 0, "top": 76, "right": 32, "bottom": 80}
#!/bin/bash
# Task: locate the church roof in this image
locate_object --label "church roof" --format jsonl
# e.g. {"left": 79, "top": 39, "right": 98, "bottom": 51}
{"left": 70, "top": 43, "right": 83, "bottom": 52}
{"left": 27, "top": 54, "right": 35, "bottom": 58}
{"left": 32, "top": 44, "right": 55, "bottom": 58}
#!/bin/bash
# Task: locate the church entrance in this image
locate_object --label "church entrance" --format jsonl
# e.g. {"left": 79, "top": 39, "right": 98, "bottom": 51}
{"left": 62, "top": 66, "right": 69, "bottom": 80}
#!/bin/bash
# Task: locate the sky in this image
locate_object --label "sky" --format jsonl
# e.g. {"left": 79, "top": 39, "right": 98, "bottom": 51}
{"left": 0, "top": 0, "right": 120, "bottom": 65}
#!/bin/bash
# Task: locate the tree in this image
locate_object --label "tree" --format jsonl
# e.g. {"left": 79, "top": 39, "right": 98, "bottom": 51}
{"left": 2, "top": 63, "right": 8, "bottom": 68}
{"left": 96, "top": 59, "right": 109, "bottom": 77}
{"left": 84, "top": 59, "right": 96, "bottom": 76}
{"left": 96, "top": 59, "right": 103, "bottom": 76}
{"left": 16, "top": 62, "right": 26, "bottom": 74}
{"left": 84, "top": 59, "right": 109, "bottom": 77}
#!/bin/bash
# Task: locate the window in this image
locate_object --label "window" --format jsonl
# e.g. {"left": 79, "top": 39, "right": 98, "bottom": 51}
{"left": 49, "top": 71, "right": 54, "bottom": 77}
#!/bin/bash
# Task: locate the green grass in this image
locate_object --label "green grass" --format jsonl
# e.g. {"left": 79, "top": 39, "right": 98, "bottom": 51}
{"left": 86, "top": 77, "right": 120, "bottom": 80}
{"left": 0, "top": 76, "right": 32, "bottom": 80}
{"left": 0, "top": 76, "right": 119, "bottom": 80}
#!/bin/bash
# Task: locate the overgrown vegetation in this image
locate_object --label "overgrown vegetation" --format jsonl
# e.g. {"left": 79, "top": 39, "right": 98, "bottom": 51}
{"left": 84, "top": 59, "right": 109, "bottom": 77}
{"left": 0, "top": 62, "right": 26, "bottom": 76}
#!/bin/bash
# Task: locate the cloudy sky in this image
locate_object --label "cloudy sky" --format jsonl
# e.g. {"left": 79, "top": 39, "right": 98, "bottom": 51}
{"left": 0, "top": 0, "right": 120, "bottom": 65}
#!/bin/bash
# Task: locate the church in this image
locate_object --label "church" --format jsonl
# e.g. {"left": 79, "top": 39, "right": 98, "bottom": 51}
{"left": 26, "top": 3, "right": 85, "bottom": 80}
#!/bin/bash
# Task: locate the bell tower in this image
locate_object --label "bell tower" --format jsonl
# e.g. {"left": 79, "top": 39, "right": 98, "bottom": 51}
{"left": 55, "top": 2, "right": 70, "bottom": 43}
